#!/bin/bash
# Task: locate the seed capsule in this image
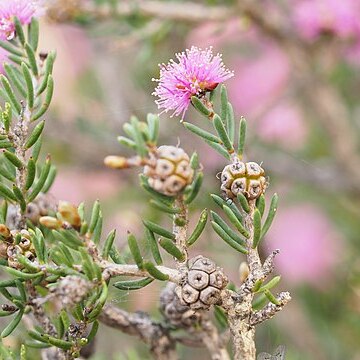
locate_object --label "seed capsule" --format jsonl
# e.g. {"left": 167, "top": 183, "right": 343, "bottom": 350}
{"left": 177, "top": 255, "right": 228, "bottom": 310}
{"left": 144, "top": 146, "right": 194, "bottom": 196}
{"left": 220, "top": 160, "right": 266, "bottom": 200}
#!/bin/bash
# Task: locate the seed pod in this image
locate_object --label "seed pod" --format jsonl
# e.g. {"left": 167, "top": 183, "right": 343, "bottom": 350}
{"left": 159, "top": 283, "right": 201, "bottom": 328}
{"left": 144, "top": 146, "right": 194, "bottom": 196}
{"left": 220, "top": 160, "right": 266, "bottom": 200}
{"left": 176, "top": 255, "right": 228, "bottom": 310}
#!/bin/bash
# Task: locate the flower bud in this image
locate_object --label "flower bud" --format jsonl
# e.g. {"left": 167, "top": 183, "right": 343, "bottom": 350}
{"left": 104, "top": 156, "right": 129, "bottom": 169}
{"left": 39, "top": 216, "right": 62, "bottom": 229}
{"left": 58, "top": 201, "right": 81, "bottom": 228}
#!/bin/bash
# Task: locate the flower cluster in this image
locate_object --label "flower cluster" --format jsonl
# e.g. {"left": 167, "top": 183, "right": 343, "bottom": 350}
{"left": 153, "top": 46, "right": 233, "bottom": 119}
{"left": 0, "top": 0, "right": 44, "bottom": 40}
{"left": 293, "top": 0, "right": 360, "bottom": 40}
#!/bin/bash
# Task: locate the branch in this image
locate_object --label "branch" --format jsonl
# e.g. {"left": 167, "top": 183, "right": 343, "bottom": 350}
{"left": 250, "top": 291, "right": 291, "bottom": 326}
{"left": 99, "top": 304, "right": 177, "bottom": 360}
{"left": 101, "top": 262, "right": 181, "bottom": 283}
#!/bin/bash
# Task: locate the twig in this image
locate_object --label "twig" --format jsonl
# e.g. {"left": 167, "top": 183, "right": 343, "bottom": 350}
{"left": 101, "top": 262, "right": 181, "bottom": 283}
{"left": 99, "top": 304, "right": 177, "bottom": 360}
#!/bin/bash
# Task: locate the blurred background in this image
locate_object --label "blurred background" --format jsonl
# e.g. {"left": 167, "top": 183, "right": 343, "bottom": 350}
{"left": 10, "top": 0, "right": 360, "bottom": 358}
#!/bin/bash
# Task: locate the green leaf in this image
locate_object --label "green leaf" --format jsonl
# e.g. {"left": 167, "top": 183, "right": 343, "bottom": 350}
{"left": 264, "top": 289, "right": 280, "bottom": 305}
{"left": 159, "top": 238, "right": 184, "bottom": 261}
{"left": 261, "top": 193, "right": 278, "bottom": 239}
{"left": 0, "top": 40, "right": 23, "bottom": 57}
{"left": 92, "top": 211, "right": 103, "bottom": 244}
{"left": 88, "top": 200, "right": 100, "bottom": 234}
{"left": 211, "top": 221, "right": 248, "bottom": 254}
{"left": 184, "top": 172, "right": 203, "bottom": 204}
{"left": 256, "top": 195, "right": 265, "bottom": 217}
{"left": 31, "top": 75, "right": 54, "bottom": 121}
{"left": 189, "top": 152, "right": 199, "bottom": 170}
{"left": 0, "top": 140, "right": 13, "bottom": 149}
{"left": 211, "top": 211, "right": 246, "bottom": 246}
{"left": 24, "top": 157, "right": 36, "bottom": 190}
{"left": 37, "top": 52, "right": 56, "bottom": 96}
{"left": 0, "top": 183, "right": 17, "bottom": 202}
{"left": 226, "top": 102, "right": 235, "bottom": 143}
{"left": 14, "top": 18, "right": 26, "bottom": 45}
{"left": 145, "top": 228, "right": 162, "bottom": 265}
{"left": 3, "top": 63, "right": 27, "bottom": 98}
{"left": 109, "top": 246, "right": 125, "bottom": 264}
{"left": 102, "top": 229, "right": 116, "bottom": 260}
{"left": 149, "top": 199, "right": 180, "bottom": 214}
{"left": 130, "top": 116, "right": 147, "bottom": 158}
{"left": 128, "top": 233, "right": 143, "bottom": 269}
{"left": 42, "top": 165, "right": 56, "bottom": 193}
{"left": 12, "top": 185, "right": 26, "bottom": 211}
{"left": 187, "top": 209, "right": 207, "bottom": 246}
{"left": 0, "top": 165, "right": 15, "bottom": 182}
{"left": 210, "top": 194, "right": 243, "bottom": 220}
{"left": 252, "top": 209, "right": 262, "bottom": 249}
{"left": 21, "top": 63, "right": 34, "bottom": 109}
{"left": 214, "top": 305, "right": 228, "bottom": 330}
{"left": 113, "top": 277, "right": 154, "bottom": 291}
{"left": 142, "top": 220, "right": 175, "bottom": 240}
{"left": 0, "top": 75, "right": 21, "bottom": 114}
{"left": 28, "top": 18, "right": 39, "bottom": 51}
{"left": 1, "top": 308, "right": 24, "bottom": 337}
{"left": 143, "top": 261, "right": 169, "bottom": 281}
{"left": 204, "top": 139, "right": 231, "bottom": 160}
{"left": 27, "top": 156, "right": 51, "bottom": 202}
{"left": 147, "top": 113, "right": 159, "bottom": 143}
{"left": 252, "top": 293, "right": 267, "bottom": 310}
{"left": 117, "top": 136, "right": 136, "bottom": 150}
{"left": 24, "top": 43, "right": 38, "bottom": 76}
{"left": 191, "top": 96, "right": 212, "bottom": 116}
{"left": 87, "top": 320, "right": 99, "bottom": 344}
{"left": 222, "top": 205, "right": 249, "bottom": 239}
{"left": 3, "top": 150, "right": 23, "bottom": 169}
{"left": 183, "top": 122, "right": 221, "bottom": 144}
{"left": 25, "top": 121, "right": 45, "bottom": 149}
{"left": 237, "top": 193, "right": 250, "bottom": 213}
{"left": 15, "top": 280, "right": 26, "bottom": 302}
{"left": 41, "top": 334, "right": 73, "bottom": 350}
{"left": 257, "top": 276, "right": 281, "bottom": 293}
{"left": 220, "top": 85, "right": 228, "bottom": 124}
{"left": 237, "top": 117, "right": 247, "bottom": 157}
{"left": 31, "top": 135, "right": 42, "bottom": 162}
{"left": 3, "top": 267, "right": 43, "bottom": 280}
{"left": 139, "top": 174, "right": 174, "bottom": 205}
{"left": 213, "top": 114, "right": 234, "bottom": 154}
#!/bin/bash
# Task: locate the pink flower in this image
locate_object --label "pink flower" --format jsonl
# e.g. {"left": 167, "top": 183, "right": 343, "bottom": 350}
{"left": 153, "top": 46, "right": 234, "bottom": 119}
{"left": 257, "top": 102, "right": 307, "bottom": 149}
{"left": 0, "top": 0, "right": 45, "bottom": 41}
{"left": 293, "top": 0, "right": 360, "bottom": 40}
{"left": 267, "top": 204, "right": 343, "bottom": 288}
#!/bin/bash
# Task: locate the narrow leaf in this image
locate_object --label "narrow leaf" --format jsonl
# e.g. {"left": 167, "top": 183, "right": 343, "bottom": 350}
{"left": 159, "top": 238, "right": 184, "bottom": 261}
{"left": 142, "top": 220, "right": 175, "bottom": 240}
{"left": 145, "top": 228, "right": 162, "bottom": 265}
{"left": 237, "top": 117, "right": 247, "bottom": 157}
{"left": 252, "top": 209, "right": 262, "bottom": 248}
{"left": 143, "top": 261, "right": 169, "bottom": 281}
{"left": 261, "top": 193, "right": 278, "bottom": 239}
{"left": 187, "top": 209, "right": 207, "bottom": 246}
{"left": 183, "top": 122, "right": 221, "bottom": 144}
{"left": 128, "top": 233, "right": 143, "bottom": 269}
{"left": 114, "top": 277, "right": 154, "bottom": 291}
